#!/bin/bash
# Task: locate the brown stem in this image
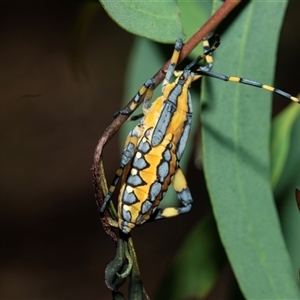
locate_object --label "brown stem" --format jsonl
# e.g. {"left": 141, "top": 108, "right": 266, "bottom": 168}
{"left": 92, "top": 0, "right": 242, "bottom": 242}
{"left": 177, "top": 0, "right": 241, "bottom": 64}
{"left": 296, "top": 188, "right": 300, "bottom": 213}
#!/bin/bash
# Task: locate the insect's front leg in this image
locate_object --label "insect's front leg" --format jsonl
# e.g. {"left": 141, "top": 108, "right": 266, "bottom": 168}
{"left": 100, "top": 125, "right": 142, "bottom": 213}
{"left": 184, "top": 34, "right": 220, "bottom": 72}
{"left": 199, "top": 33, "right": 215, "bottom": 72}
{"left": 162, "top": 38, "right": 183, "bottom": 92}
{"left": 114, "top": 78, "right": 155, "bottom": 118}
{"left": 151, "top": 166, "right": 193, "bottom": 220}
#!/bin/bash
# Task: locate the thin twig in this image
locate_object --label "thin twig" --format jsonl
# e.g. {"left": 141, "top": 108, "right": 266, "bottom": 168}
{"left": 296, "top": 188, "right": 300, "bottom": 213}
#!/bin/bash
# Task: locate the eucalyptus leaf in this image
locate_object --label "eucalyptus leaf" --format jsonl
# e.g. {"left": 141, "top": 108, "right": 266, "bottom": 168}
{"left": 177, "top": 0, "right": 211, "bottom": 59}
{"left": 271, "top": 103, "right": 300, "bottom": 189}
{"left": 201, "top": 1, "right": 300, "bottom": 298}
{"left": 155, "top": 213, "right": 225, "bottom": 300}
{"left": 99, "top": 0, "right": 183, "bottom": 42}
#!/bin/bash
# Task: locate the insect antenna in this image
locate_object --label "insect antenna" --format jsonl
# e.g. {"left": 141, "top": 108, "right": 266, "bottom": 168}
{"left": 196, "top": 69, "right": 300, "bottom": 103}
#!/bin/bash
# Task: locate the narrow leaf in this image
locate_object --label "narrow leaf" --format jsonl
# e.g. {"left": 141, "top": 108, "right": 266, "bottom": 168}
{"left": 271, "top": 103, "right": 300, "bottom": 188}
{"left": 273, "top": 104, "right": 300, "bottom": 196}
{"left": 201, "top": 1, "right": 300, "bottom": 299}
{"left": 155, "top": 214, "right": 225, "bottom": 300}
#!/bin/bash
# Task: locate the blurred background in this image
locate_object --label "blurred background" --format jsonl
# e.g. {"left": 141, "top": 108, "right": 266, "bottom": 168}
{"left": 1, "top": 1, "right": 299, "bottom": 299}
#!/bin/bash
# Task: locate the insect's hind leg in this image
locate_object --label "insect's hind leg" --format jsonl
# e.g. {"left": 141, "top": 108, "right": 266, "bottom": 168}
{"left": 151, "top": 167, "right": 193, "bottom": 220}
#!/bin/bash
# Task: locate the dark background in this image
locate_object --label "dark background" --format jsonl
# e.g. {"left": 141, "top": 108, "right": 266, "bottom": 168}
{"left": 1, "top": 1, "right": 299, "bottom": 299}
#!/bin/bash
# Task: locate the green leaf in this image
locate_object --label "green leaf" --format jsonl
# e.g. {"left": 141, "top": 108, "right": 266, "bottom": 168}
{"left": 99, "top": 0, "right": 183, "bottom": 42}
{"left": 281, "top": 189, "right": 300, "bottom": 284}
{"left": 272, "top": 104, "right": 300, "bottom": 195}
{"left": 155, "top": 213, "right": 225, "bottom": 300}
{"left": 201, "top": 1, "right": 300, "bottom": 299}
{"left": 271, "top": 103, "right": 300, "bottom": 189}
{"left": 276, "top": 106, "right": 300, "bottom": 275}
{"left": 177, "top": 0, "right": 211, "bottom": 58}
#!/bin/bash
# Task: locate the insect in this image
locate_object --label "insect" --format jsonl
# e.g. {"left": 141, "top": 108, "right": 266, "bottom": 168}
{"left": 100, "top": 35, "right": 299, "bottom": 234}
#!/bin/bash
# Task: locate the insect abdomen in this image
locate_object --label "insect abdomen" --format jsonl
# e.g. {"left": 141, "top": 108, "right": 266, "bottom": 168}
{"left": 118, "top": 131, "right": 177, "bottom": 233}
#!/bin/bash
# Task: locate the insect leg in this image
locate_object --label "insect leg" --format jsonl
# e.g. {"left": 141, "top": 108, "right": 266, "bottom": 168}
{"left": 127, "top": 113, "right": 144, "bottom": 121}
{"left": 100, "top": 126, "right": 141, "bottom": 213}
{"left": 184, "top": 35, "right": 220, "bottom": 71}
{"left": 152, "top": 167, "right": 193, "bottom": 220}
{"left": 128, "top": 79, "right": 156, "bottom": 121}
{"left": 114, "top": 78, "right": 155, "bottom": 118}
{"left": 199, "top": 32, "right": 215, "bottom": 72}
{"left": 162, "top": 38, "right": 183, "bottom": 91}
{"left": 197, "top": 69, "right": 300, "bottom": 104}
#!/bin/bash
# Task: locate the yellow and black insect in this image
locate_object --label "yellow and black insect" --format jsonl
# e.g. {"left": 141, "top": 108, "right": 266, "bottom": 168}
{"left": 101, "top": 35, "right": 299, "bottom": 234}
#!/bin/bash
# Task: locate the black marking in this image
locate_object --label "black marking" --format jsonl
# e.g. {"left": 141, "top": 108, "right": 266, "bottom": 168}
{"left": 129, "top": 113, "right": 144, "bottom": 121}
{"left": 113, "top": 107, "right": 132, "bottom": 118}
